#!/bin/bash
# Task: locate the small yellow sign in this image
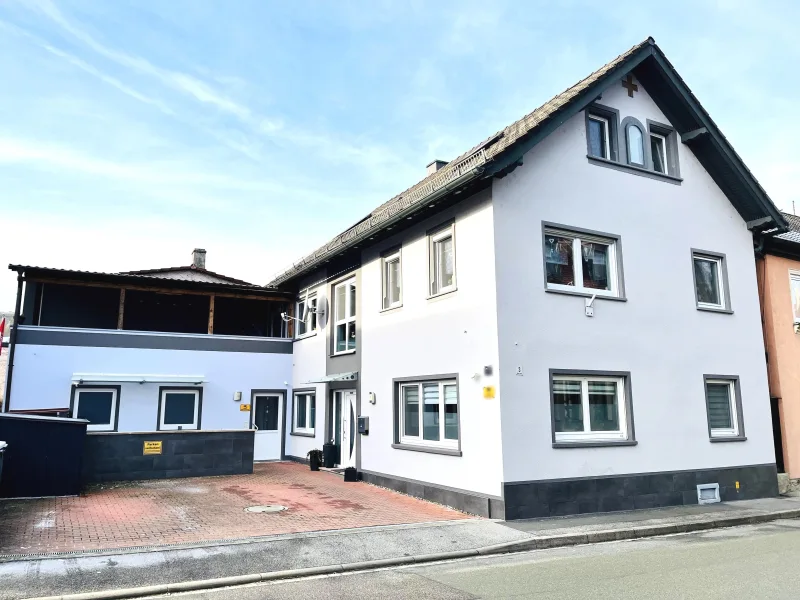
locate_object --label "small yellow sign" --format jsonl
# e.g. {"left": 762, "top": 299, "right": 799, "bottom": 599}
{"left": 143, "top": 441, "right": 162, "bottom": 455}
{"left": 483, "top": 386, "right": 496, "bottom": 399}
{"left": 239, "top": 404, "right": 251, "bottom": 412}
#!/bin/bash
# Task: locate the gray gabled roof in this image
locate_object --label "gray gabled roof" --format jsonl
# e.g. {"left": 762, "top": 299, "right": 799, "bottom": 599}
{"left": 269, "top": 37, "right": 786, "bottom": 287}
{"left": 121, "top": 266, "right": 256, "bottom": 286}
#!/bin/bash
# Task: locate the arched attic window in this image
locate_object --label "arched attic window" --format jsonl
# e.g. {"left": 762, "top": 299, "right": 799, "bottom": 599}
{"left": 626, "top": 124, "right": 645, "bottom": 166}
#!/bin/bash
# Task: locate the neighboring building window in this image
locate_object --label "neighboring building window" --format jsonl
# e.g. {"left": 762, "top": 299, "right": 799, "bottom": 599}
{"left": 626, "top": 124, "right": 645, "bottom": 166}
{"left": 587, "top": 114, "right": 610, "bottom": 159}
{"left": 551, "top": 372, "right": 633, "bottom": 444}
{"left": 333, "top": 278, "right": 356, "bottom": 353}
{"left": 382, "top": 249, "right": 402, "bottom": 310}
{"left": 73, "top": 387, "right": 118, "bottom": 432}
{"left": 429, "top": 222, "right": 456, "bottom": 296}
{"left": 650, "top": 132, "right": 667, "bottom": 174}
{"left": 790, "top": 272, "right": 800, "bottom": 324}
{"left": 294, "top": 392, "right": 316, "bottom": 434}
{"left": 543, "top": 225, "right": 622, "bottom": 298}
{"left": 296, "top": 292, "right": 317, "bottom": 337}
{"left": 158, "top": 388, "right": 201, "bottom": 431}
{"left": 692, "top": 250, "right": 731, "bottom": 312}
{"left": 704, "top": 377, "right": 744, "bottom": 441}
{"left": 399, "top": 379, "right": 458, "bottom": 449}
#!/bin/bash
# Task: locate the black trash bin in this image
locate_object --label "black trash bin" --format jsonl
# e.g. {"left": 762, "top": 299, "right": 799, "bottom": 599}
{"left": 0, "top": 441, "right": 6, "bottom": 484}
{"left": 344, "top": 467, "right": 359, "bottom": 482}
{"left": 322, "top": 442, "right": 336, "bottom": 469}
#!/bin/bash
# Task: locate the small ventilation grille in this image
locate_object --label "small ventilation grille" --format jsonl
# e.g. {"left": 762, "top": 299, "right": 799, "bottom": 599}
{"left": 697, "top": 483, "right": 720, "bottom": 504}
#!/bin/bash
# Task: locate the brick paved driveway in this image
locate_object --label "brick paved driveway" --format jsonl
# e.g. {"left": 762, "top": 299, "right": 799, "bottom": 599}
{"left": 0, "top": 462, "right": 469, "bottom": 556}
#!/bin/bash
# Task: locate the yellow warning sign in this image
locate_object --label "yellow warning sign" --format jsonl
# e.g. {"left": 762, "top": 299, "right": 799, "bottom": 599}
{"left": 239, "top": 404, "right": 251, "bottom": 412}
{"left": 483, "top": 386, "right": 496, "bottom": 399}
{"left": 143, "top": 441, "right": 163, "bottom": 455}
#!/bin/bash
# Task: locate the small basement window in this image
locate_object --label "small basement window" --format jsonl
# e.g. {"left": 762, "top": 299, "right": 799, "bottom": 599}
{"left": 73, "top": 387, "right": 119, "bottom": 432}
{"left": 158, "top": 388, "right": 201, "bottom": 431}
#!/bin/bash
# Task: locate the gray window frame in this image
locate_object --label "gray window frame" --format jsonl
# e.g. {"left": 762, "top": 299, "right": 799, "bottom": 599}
{"left": 427, "top": 219, "right": 457, "bottom": 299}
{"left": 290, "top": 388, "right": 316, "bottom": 437}
{"left": 70, "top": 384, "right": 121, "bottom": 432}
{"left": 703, "top": 375, "right": 746, "bottom": 442}
{"left": 549, "top": 369, "right": 637, "bottom": 448}
{"left": 647, "top": 119, "right": 680, "bottom": 177}
{"left": 391, "top": 373, "right": 462, "bottom": 456}
{"left": 620, "top": 116, "right": 649, "bottom": 168}
{"left": 691, "top": 249, "right": 733, "bottom": 314}
{"left": 541, "top": 221, "right": 627, "bottom": 302}
{"left": 585, "top": 103, "right": 620, "bottom": 162}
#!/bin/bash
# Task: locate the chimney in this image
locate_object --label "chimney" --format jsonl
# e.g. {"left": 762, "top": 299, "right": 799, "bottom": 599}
{"left": 426, "top": 159, "right": 448, "bottom": 175}
{"left": 192, "top": 248, "right": 207, "bottom": 269}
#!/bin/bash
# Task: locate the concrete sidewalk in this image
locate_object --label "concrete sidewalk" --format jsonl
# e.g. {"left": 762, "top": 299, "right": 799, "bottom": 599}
{"left": 4, "top": 496, "right": 800, "bottom": 600}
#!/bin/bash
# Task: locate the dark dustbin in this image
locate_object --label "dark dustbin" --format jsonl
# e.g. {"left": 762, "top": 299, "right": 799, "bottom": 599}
{"left": 322, "top": 443, "right": 336, "bottom": 469}
{"left": 0, "top": 441, "right": 6, "bottom": 484}
{"left": 344, "top": 467, "right": 359, "bottom": 482}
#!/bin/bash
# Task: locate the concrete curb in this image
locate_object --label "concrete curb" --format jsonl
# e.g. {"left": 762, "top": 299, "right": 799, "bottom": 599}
{"left": 26, "top": 508, "right": 800, "bottom": 600}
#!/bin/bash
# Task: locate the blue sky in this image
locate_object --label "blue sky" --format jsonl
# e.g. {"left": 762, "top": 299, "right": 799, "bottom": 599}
{"left": 0, "top": 0, "right": 797, "bottom": 309}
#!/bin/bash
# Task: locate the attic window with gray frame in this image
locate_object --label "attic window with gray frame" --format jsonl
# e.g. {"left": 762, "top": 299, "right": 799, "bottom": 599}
{"left": 648, "top": 121, "right": 679, "bottom": 177}
{"left": 585, "top": 104, "right": 619, "bottom": 161}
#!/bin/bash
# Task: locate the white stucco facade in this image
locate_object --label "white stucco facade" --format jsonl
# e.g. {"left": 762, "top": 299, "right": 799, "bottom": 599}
{"left": 492, "top": 77, "right": 775, "bottom": 483}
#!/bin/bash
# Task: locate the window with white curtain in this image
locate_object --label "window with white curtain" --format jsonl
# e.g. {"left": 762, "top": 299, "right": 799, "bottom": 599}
{"left": 429, "top": 223, "right": 456, "bottom": 296}
{"left": 544, "top": 226, "right": 621, "bottom": 298}
{"left": 382, "top": 250, "right": 402, "bottom": 310}
{"left": 552, "top": 375, "right": 629, "bottom": 443}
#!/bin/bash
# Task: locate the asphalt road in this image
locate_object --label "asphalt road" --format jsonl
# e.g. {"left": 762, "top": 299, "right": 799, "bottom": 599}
{"left": 162, "top": 519, "right": 800, "bottom": 599}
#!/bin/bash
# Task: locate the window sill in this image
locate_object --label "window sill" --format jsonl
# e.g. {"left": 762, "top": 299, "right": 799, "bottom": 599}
{"left": 291, "top": 431, "right": 316, "bottom": 438}
{"left": 331, "top": 349, "right": 357, "bottom": 357}
{"left": 545, "top": 288, "right": 627, "bottom": 302}
{"left": 391, "top": 443, "right": 462, "bottom": 456}
{"left": 709, "top": 436, "right": 747, "bottom": 443}
{"left": 427, "top": 288, "right": 457, "bottom": 301}
{"left": 552, "top": 440, "right": 638, "bottom": 449}
{"left": 294, "top": 332, "right": 318, "bottom": 341}
{"left": 380, "top": 304, "right": 403, "bottom": 313}
{"left": 697, "top": 306, "right": 734, "bottom": 315}
{"left": 587, "top": 155, "right": 683, "bottom": 185}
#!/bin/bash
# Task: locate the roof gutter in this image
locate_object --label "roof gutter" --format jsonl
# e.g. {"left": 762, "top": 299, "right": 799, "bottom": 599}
{"left": 270, "top": 166, "right": 485, "bottom": 287}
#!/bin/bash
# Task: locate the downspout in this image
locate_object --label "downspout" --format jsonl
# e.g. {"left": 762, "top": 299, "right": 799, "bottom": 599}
{"left": 3, "top": 272, "right": 24, "bottom": 412}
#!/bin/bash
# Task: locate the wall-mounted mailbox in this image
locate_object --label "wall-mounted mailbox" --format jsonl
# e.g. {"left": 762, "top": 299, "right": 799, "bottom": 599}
{"left": 357, "top": 416, "right": 369, "bottom": 435}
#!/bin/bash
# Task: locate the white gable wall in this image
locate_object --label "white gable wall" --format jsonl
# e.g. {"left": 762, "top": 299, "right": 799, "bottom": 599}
{"left": 492, "top": 75, "right": 774, "bottom": 483}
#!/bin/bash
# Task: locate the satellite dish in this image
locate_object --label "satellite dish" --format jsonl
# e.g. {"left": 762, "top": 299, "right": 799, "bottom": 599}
{"left": 315, "top": 296, "right": 329, "bottom": 328}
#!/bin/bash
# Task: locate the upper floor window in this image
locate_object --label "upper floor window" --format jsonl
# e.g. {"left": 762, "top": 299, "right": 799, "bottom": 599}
{"left": 429, "top": 222, "right": 456, "bottom": 297}
{"left": 790, "top": 272, "right": 800, "bottom": 325}
{"left": 544, "top": 225, "right": 623, "bottom": 299}
{"left": 692, "top": 250, "right": 731, "bottom": 313}
{"left": 382, "top": 249, "right": 402, "bottom": 310}
{"left": 296, "top": 292, "right": 317, "bottom": 337}
{"left": 333, "top": 278, "right": 356, "bottom": 354}
{"left": 585, "top": 104, "right": 619, "bottom": 161}
{"left": 626, "top": 124, "right": 645, "bottom": 166}
{"left": 650, "top": 132, "right": 667, "bottom": 174}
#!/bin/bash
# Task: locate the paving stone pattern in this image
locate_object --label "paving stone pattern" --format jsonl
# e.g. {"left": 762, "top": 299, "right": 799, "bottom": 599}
{"left": 0, "top": 462, "right": 469, "bottom": 556}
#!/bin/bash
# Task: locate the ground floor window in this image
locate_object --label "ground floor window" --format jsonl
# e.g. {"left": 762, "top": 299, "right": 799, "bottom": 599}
{"left": 398, "top": 378, "right": 458, "bottom": 449}
{"left": 72, "top": 386, "right": 119, "bottom": 432}
{"left": 704, "top": 376, "right": 745, "bottom": 441}
{"left": 294, "top": 392, "right": 316, "bottom": 434}
{"left": 158, "top": 388, "right": 201, "bottom": 431}
{"left": 550, "top": 371, "right": 633, "bottom": 445}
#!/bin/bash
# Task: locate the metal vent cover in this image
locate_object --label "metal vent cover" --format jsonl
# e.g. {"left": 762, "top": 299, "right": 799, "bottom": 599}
{"left": 697, "top": 483, "right": 720, "bottom": 504}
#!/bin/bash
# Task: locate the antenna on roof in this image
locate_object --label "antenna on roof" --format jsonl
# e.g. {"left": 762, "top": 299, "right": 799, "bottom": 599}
{"left": 793, "top": 201, "right": 796, "bottom": 216}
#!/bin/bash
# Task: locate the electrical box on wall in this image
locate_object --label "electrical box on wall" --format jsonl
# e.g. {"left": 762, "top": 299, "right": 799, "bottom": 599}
{"left": 233, "top": 391, "right": 242, "bottom": 402}
{"left": 357, "top": 416, "right": 369, "bottom": 435}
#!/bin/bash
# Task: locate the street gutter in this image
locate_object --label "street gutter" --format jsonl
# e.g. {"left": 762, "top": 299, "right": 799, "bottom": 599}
{"left": 26, "top": 506, "right": 800, "bottom": 600}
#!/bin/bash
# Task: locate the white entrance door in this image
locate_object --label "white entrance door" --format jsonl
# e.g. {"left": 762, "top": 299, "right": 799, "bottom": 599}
{"left": 252, "top": 394, "right": 282, "bottom": 461}
{"left": 338, "top": 389, "right": 357, "bottom": 468}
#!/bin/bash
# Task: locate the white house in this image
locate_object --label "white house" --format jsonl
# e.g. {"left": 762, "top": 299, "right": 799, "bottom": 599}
{"left": 4, "top": 250, "right": 294, "bottom": 481}
{"left": 275, "top": 38, "right": 786, "bottom": 519}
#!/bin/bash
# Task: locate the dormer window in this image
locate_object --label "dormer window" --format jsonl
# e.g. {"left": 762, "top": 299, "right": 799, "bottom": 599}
{"left": 626, "top": 124, "right": 645, "bottom": 166}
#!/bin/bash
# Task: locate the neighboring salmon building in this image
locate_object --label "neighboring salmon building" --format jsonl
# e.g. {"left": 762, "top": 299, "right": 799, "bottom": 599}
{"left": 758, "top": 212, "right": 800, "bottom": 479}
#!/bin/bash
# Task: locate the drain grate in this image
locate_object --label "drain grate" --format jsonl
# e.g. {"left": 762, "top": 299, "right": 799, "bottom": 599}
{"left": 245, "top": 505, "right": 287, "bottom": 513}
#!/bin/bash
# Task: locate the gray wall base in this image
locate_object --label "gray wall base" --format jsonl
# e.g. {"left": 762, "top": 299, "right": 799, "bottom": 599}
{"left": 360, "top": 470, "right": 504, "bottom": 519}
{"left": 504, "top": 463, "right": 778, "bottom": 520}
{"left": 83, "top": 430, "right": 254, "bottom": 484}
